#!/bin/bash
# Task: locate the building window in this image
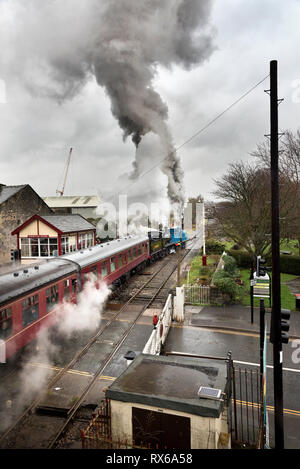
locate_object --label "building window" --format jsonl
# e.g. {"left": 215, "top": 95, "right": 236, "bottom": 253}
{"left": 110, "top": 257, "right": 116, "bottom": 272}
{"left": 61, "top": 237, "right": 69, "bottom": 255}
{"left": 0, "top": 307, "right": 12, "bottom": 340}
{"left": 20, "top": 237, "right": 58, "bottom": 258}
{"left": 46, "top": 285, "right": 59, "bottom": 312}
{"left": 22, "top": 295, "right": 39, "bottom": 327}
{"left": 78, "top": 232, "right": 94, "bottom": 250}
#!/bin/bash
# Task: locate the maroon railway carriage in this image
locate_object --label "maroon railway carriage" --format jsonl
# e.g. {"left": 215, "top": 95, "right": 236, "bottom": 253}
{"left": 0, "top": 235, "right": 149, "bottom": 363}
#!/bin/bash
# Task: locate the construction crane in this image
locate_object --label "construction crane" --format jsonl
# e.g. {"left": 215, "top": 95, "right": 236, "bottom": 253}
{"left": 56, "top": 147, "right": 73, "bottom": 196}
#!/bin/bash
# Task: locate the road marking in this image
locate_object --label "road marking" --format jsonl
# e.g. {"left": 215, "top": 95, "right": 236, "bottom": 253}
{"left": 235, "top": 399, "right": 300, "bottom": 417}
{"left": 234, "top": 359, "right": 300, "bottom": 374}
{"left": 26, "top": 362, "right": 116, "bottom": 380}
{"left": 172, "top": 323, "right": 260, "bottom": 337}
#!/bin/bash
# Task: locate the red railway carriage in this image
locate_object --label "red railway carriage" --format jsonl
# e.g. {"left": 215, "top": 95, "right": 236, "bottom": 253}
{"left": 0, "top": 235, "right": 149, "bottom": 363}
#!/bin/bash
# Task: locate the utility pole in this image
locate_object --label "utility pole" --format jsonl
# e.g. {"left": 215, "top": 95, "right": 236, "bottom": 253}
{"left": 177, "top": 240, "right": 181, "bottom": 287}
{"left": 269, "top": 59, "right": 284, "bottom": 449}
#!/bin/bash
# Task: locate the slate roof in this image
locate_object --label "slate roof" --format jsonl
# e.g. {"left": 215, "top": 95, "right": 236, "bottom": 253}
{"left": 42, "top": 214, "right": 96, "bottom": 233}
{"left": 0, "top": 185, "right": 27, "bottom": 205}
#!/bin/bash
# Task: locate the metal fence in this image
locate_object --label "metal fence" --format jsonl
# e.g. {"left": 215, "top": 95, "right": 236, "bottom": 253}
{"left": 81, "top": 398, "right": 111, "bottom": 449}
{"left": 231, "top": 365, "right": 264, "bottom": 448}
{"left": 184, "top": 285, "right": 211, "bottom": 304}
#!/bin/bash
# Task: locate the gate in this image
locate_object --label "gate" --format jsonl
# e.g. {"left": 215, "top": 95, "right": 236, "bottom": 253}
{"left": 184, "top": 285, "right": 211, "bottom": 304}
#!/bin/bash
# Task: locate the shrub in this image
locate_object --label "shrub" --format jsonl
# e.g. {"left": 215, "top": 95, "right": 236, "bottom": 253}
{"left": 280, "top": 255, "right": 300, "bottom": 275}
{"left": 204, "top": 238, "right": 226, "bottom": 254}
{"left": 213, "top": 275, "right": 238, "bottom": 301}
{"left": 227, "top": 249, "right": 252, "bottom": 268}
{"left": 223, "top": 255, "right": 239, "bottom": 277}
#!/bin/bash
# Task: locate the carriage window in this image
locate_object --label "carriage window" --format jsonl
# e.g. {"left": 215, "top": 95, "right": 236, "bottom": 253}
{"left": 63, "top": 279, "right": 70, "bottom": 299}
{"left": 22, "top": 295, "right": 39, "bottom": 327}
{"left": 118, "top": 254, "right": 123, "bottom": 267}
{"left": 137, "top": 245, "right": 142, "bottom": 256}
{"left": 110, "top": 258, "right": 116, "bottom": 272}
{"left": 46, "top": 285, "right": 59, "bottom": 312}
{"left": 91, "top": 266, "right": 98, "bottom": 281}
{"left": 72, "top": 279, "right": 77, "bottom": 294}
{"left": 0, "top": 307, "right": 12, "bottom": 340}
{"left": 133, "top": 248, "right": 137, "bottom": 258}
{"left": 101, "top": 262, "right": 108, "bottom": 277}
{"left": 123, "top": 255, "right": 127, "bottom": 265}
{"left": 128, "top": 250, "right": 132, "bottom": 262}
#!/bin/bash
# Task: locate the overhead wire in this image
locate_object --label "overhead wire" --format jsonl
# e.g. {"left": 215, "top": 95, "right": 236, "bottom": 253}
{"left": 104, "top": 73, "right": 270, "bottom": 201}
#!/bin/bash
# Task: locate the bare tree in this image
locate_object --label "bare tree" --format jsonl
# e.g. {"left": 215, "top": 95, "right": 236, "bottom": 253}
{"left": 212, "top": 157, "right": 300, "bottom": 256}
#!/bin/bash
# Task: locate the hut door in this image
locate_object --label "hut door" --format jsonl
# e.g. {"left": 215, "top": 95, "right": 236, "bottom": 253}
{"left": 132, "top": 407, "right": 190, "bottom": 449}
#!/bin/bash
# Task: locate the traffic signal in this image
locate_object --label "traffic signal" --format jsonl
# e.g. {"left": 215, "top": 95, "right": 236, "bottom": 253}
{"left": 257, "top": 255, "right": 267, "bottom": 276}
{"left": 280, "top": 309, "right": 291, "bottom": 344}
{"left": 270, "top": 308, "right": 291, "bottom": 344}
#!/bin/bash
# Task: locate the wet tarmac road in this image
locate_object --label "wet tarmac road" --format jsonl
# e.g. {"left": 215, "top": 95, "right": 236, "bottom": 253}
{"left": 164, "top": 320, "right": 300, "bottom": 449}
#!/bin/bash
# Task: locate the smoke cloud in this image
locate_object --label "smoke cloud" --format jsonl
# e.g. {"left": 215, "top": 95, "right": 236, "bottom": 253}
{"left": 0, "top": 278, "right": 110, "bottom": 433}
{"left": 2, "top": 0, "right": 215, "bottom": 209}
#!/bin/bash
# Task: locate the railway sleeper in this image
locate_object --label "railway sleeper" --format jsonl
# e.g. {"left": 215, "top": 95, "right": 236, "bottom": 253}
{"left": 36, "top": 405, "right": 70, "bottom": 418}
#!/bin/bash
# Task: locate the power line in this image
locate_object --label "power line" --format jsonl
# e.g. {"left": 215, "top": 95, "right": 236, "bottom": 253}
{"left": 105, "top": 73, "right": 270, "bottom": 201}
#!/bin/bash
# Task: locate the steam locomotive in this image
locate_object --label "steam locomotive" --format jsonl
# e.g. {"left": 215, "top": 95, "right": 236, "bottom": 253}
{"left": 0, "top": 227, "right": 188, "bottom": 363}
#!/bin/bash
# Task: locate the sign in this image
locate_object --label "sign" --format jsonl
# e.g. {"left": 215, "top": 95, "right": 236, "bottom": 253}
{"left": 253, "top": 272, "right": 270, "bottom": 299}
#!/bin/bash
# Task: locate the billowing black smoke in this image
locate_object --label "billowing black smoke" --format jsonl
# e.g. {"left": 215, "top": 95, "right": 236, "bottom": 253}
{"left": 2, "top": 0, "right": 216, "bottom": 208}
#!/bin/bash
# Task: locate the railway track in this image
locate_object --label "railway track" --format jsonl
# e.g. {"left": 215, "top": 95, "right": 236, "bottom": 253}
{"left": 0, "top": 247, "right": 192, "bottom": 449}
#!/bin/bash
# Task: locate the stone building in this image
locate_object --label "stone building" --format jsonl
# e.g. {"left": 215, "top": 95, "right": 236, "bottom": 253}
{"left": 0, "top": 184, "right": 53, "bottom": 265}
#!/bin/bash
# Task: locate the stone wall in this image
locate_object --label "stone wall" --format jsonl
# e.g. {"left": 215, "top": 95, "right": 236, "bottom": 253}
{"left": 0, "top": 185, "right": 52, "bottom": 265}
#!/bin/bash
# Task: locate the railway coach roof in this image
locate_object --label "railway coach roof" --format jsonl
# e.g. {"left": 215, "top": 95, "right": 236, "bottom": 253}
{"left": 0, "top": 235, "right": 148, "bottom": 307}
{"left": 62, "top": 234, "right": 149, "bottom": 268}
{"left": 0, "top": 259, "right": 76, "bottom": 306}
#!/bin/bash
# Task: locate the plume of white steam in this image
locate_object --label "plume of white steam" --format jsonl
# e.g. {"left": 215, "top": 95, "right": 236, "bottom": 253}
{"left": 0, "top": 278, "right": 110, "bottom": 431}
{"left": 1, "top": 0, "right": 215, "bottom": 210}
{"left": 57, "top": 277, "right": 110, "bottom": 337}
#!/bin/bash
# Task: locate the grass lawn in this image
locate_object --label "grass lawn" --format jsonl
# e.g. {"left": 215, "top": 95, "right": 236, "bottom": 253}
{"left": 184, "top": 253, "right": 219, "bottom": 285}
{"left": 239, "top": 268, "right": 299, "bottom": 311}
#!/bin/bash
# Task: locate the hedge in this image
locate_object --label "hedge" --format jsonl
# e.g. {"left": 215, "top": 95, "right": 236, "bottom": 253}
{"left": 228, "top": 249, "right": 300, "bottom": 275}
{"left": 280, "top": 255, "right": 300, "bottom": 275}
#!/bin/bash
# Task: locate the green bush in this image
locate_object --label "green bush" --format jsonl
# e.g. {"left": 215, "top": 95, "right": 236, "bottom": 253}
{"left": 227, "top": 249, "right": 253, "bottom": 268}
{"left": 223, "top": 255, "right": 239, "bottom": 277}
{"left": 228, "top": 250, "right": 300, "bottom": 275}
{"left": 199, "top": 266, "right": 211, "bottom": 276}
{"left": 280, "top": 255, "right": 300, "bottom": 275}
{"left": 204, "top": 238, "right": 226, "bottom": 254}
{"left": 213, "top": 274, "right": 238, "bottom": 300}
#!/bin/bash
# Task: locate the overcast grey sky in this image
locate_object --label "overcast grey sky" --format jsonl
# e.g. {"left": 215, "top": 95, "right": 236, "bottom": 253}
{"left": 0, "top": 0, "right": 299, "bottom": 209}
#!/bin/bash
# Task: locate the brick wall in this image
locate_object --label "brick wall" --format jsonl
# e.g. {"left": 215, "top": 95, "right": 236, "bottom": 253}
{"left": 0, "top": 185, "right": 52, "bottom": 265}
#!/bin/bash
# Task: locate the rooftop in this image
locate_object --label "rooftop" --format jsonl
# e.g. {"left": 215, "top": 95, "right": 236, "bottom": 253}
{"left": 0, "top": 184, "right": 27, "bottom": 205}
{"left": 106, "top": 354, "right": 229, "bottom": 418}
{"left": 42, "top": 214, "right": 96, "bottom": 233}
{"left": 43, "top": 195, "right": 100, "bottom": 208}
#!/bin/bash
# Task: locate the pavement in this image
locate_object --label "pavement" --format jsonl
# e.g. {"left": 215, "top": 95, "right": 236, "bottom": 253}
{"left": 184, "top": 303, "right": 300, "bottom": 340}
